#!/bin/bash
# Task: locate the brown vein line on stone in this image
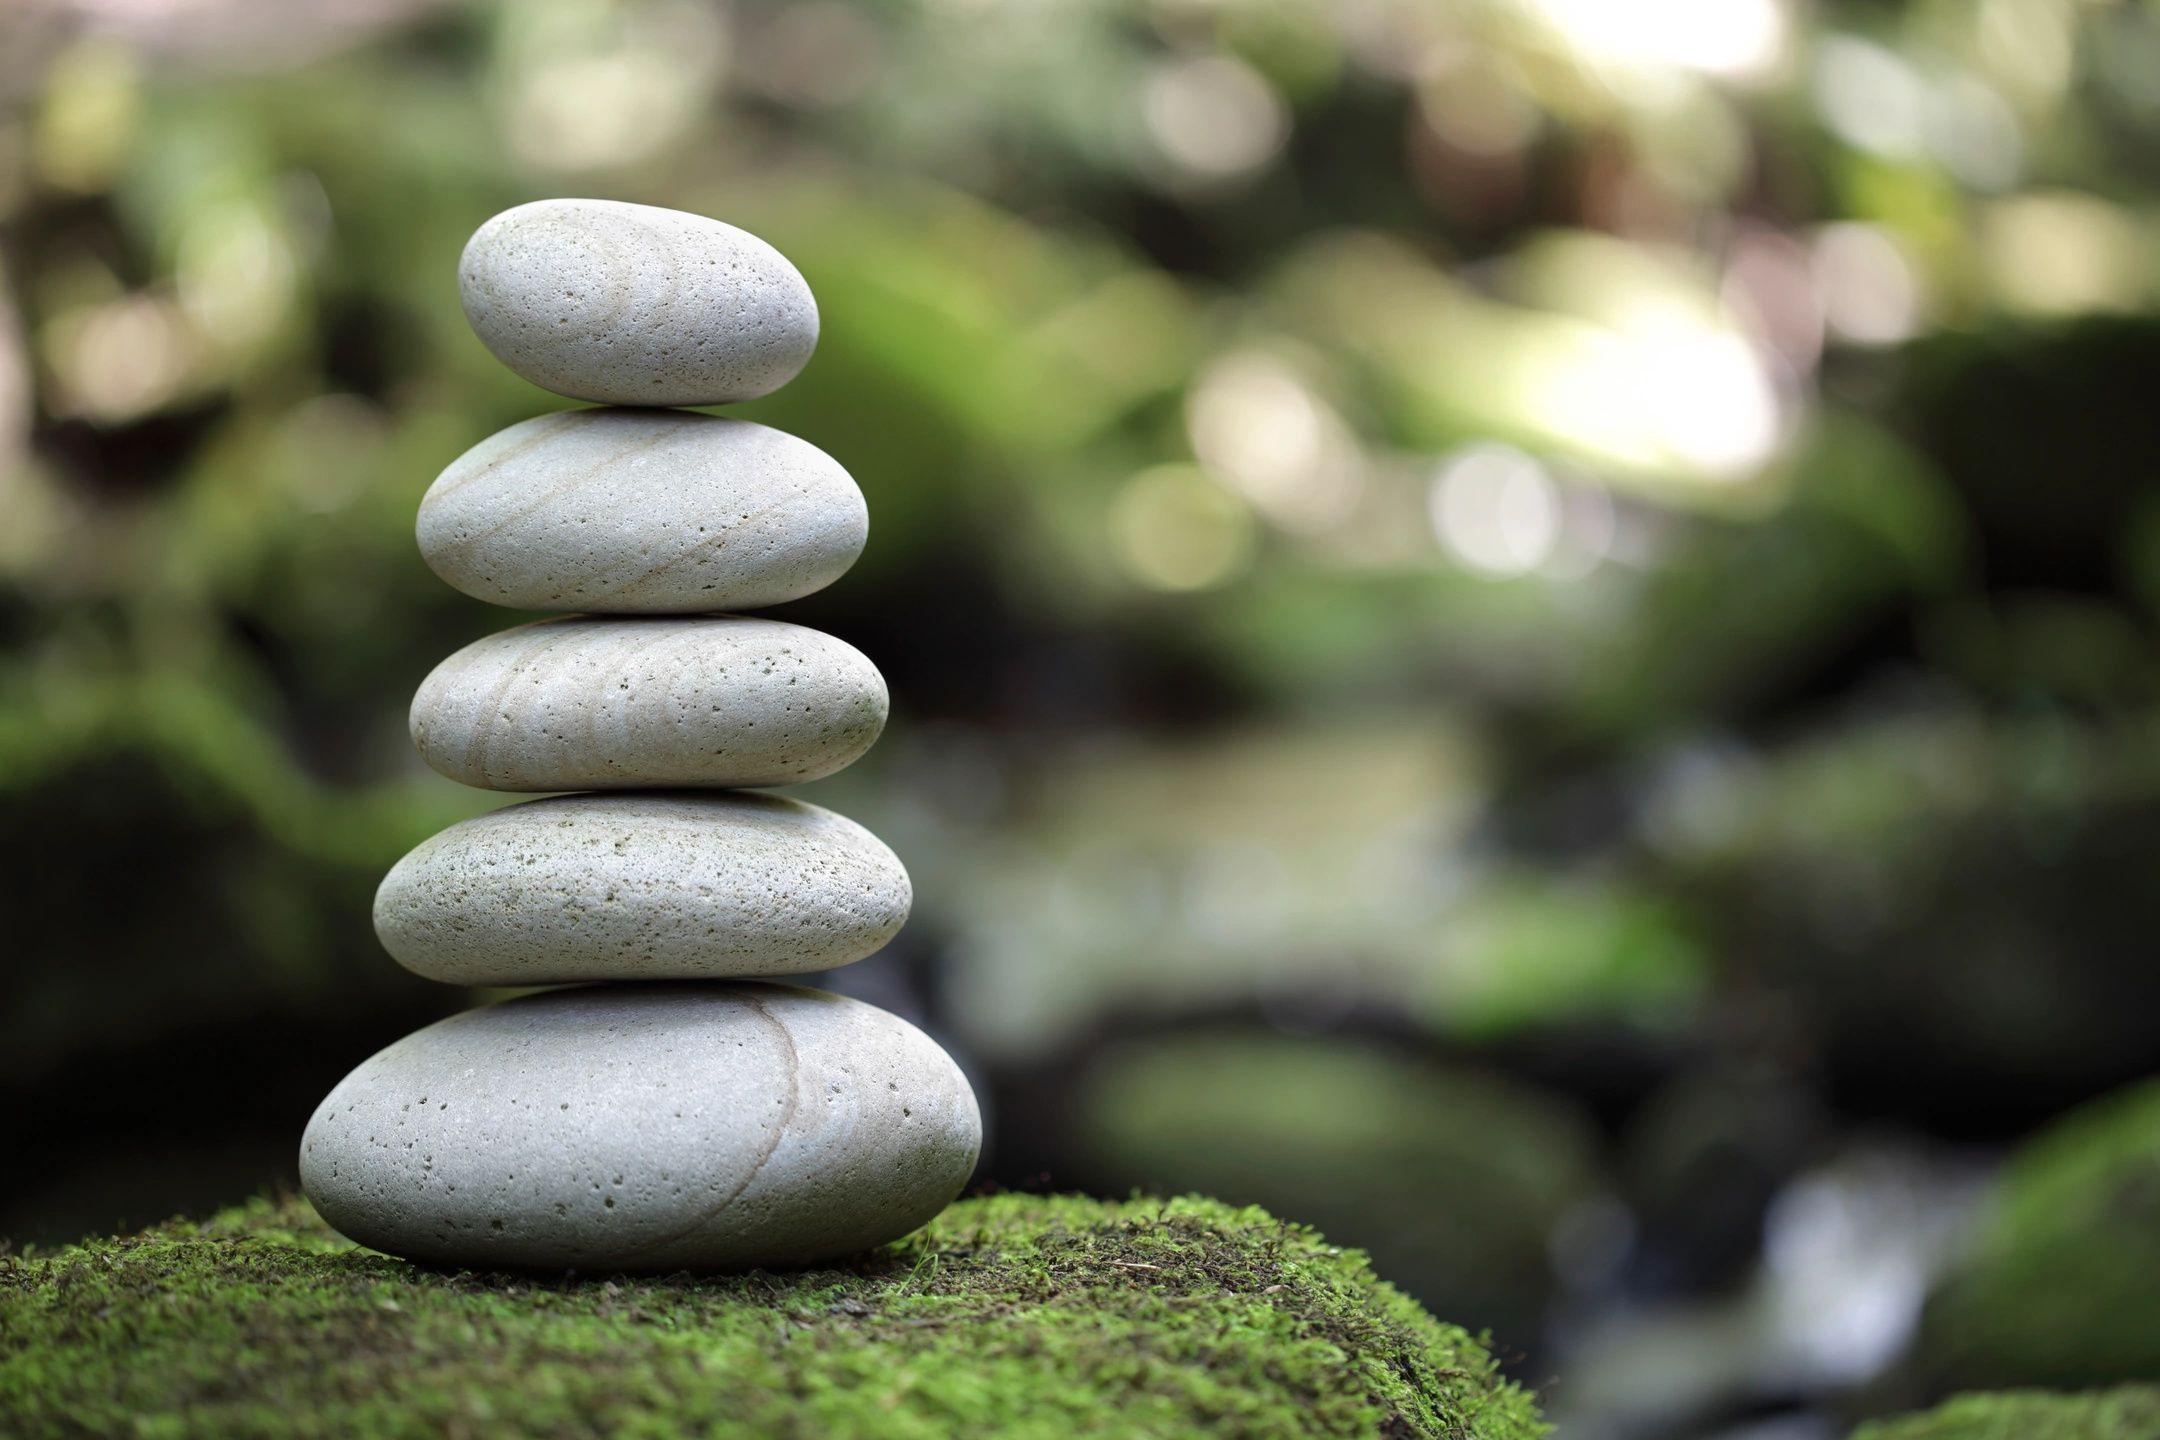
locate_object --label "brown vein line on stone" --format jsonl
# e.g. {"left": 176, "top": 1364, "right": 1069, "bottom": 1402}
{"left": 462, "top": 621, "right": 591, "bottom": 788}
{"left": 584, "top": 494, "right": 802, "bottom": 605}
{"left": 429, "top": 412, "right": 706, "bottom": 561}
{"left": 620, "top": 995, "right": 801, "bottom": 1261}
{"left": 426, "top": 409, "right": 587, "bottom": 504}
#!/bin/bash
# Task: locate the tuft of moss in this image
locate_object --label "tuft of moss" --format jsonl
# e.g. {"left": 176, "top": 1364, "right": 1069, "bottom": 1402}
{"left": 0, "top": 1191, "right": 1546, "bottom": 1440}
{"left": 1852, "top": 1387, "right": 2160, "bottom": 1440}
{"left": 1914, "top": 1080, "right": 2160, "bottom": 1393}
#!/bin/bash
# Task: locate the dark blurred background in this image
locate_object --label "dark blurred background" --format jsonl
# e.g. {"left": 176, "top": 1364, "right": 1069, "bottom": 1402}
{"left": 6, "top": 0, "right": 2160, "bottom": 1435}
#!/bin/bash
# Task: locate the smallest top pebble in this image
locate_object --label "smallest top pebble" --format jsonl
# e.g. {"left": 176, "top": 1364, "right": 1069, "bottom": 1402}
{"left": 460, "top": 198, "right": 819, "bottom": 407}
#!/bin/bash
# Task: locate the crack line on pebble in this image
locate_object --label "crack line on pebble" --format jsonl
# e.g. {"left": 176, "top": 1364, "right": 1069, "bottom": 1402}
{"left": 619, "top": 994, "right": 801, "bottom": 1261}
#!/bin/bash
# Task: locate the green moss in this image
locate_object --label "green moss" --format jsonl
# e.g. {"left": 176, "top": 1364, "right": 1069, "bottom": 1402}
{"left": 0, "top": 1191, "right": 1545, "bottom": 1440}
{"left": 1915, "top": 1080, "right": 2160, "bottom": 1393}
{"left": 1853, "top": 1388, "right": 2160, "bottom": 1440}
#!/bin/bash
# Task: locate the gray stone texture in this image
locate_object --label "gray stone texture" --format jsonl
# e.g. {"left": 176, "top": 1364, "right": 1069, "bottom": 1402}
{"left": 300, "top": 983, "right": 982, "bottom": 1271}
{"left": 459, "top": 198, "right": 818, "bottom": 406}
{"left": 419, "top": 408, "right": 866, "bottom": 614}
{"left": 409, "top": 615, "right": 887, "bottom": 791}
{"left": 375, "top": 791, "right": 910, "bottom": 986}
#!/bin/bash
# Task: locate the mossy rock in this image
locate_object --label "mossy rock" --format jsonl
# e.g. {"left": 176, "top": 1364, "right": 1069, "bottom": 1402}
{"left": 0, "top": 1191, "right": 1546, "bottom": 1440}
{"left": 1074, "top": 1030, "right": 1598, "bottom": 1352}
{"left": 1675, "top": 718, "right": 2160, "bottom": 1124}
{"left": 1914, "top": 1080, "right": 2160, "bottom": 1393}
{"left": 1853, "top": 1387, "right": 2160, "bottom": 1440}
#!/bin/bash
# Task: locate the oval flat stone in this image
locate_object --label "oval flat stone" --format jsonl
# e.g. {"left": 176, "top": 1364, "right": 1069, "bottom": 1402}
{"left": 375, "top": 792, "right": 910, "bottom": 986}
{"left": 459, "top": 199, "right": 818, "bottom": 406}
{"left": 410, "top": 615, "right": 886, "bottom": 791}
{"left": 418, "top": 410, "right": 866, "bottom": 614}
{"left": 299, "top": 983, "right": 980, "bottom": 1272}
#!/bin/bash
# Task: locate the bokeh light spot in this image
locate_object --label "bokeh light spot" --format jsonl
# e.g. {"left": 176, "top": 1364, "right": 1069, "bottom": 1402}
{"left": 1142, "top": 54, "right": 1288, "bottom": 186}
{"left": 1430, "top": 444, "right": 1562, "bottom": 578}
{"left": 1812, "top": 223, "right": 1920, "bottom": 347}
{"left": 1185, "top": 353, "right": 1364, "bottom": 534}
{"left": 1528, "top": 0, "right": 1786, "bottom": 79}
{"left": 1110, "top": 464, "right": 1258, "bottom": 592}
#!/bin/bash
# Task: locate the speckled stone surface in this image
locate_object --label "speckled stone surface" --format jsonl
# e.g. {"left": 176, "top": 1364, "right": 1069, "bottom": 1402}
{"left": 459, "top": 199, "right": 818, "bottom": 407}
{"left": 418, "top": 409, "right": 866, "bottom": 614}
{"left": 375, "top": 791, "right": 911, "bottom": 985}
{"left": 299, "top": 982, "right": 982, "bottom": 1272}
{"left": 409, "top": 615, "right": 886, "bottom": 791}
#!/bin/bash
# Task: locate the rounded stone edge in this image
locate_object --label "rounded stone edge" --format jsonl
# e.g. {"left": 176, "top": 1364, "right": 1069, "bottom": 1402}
{"left": 405, "top": 617, "right": 892, "bottom": 792}
{"left": 455, "top": 199, "right": 821, "bottom": 408}
{"left": 296, "top": 982, "right": 981, "bottom": 1273}
{"left": 412, "top": 410, "right": 871, "bottom": 615}
{"left": 370, "top": 793, "right": 914, "bottom": 986}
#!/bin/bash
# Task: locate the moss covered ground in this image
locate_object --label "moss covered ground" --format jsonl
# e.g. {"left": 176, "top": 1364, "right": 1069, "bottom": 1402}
{"left": 1853, "top": 1387, "right": 2160, "bottom": 1440}
{"left": 0, "top": 1191, "right": 1545, "bottom": 1440}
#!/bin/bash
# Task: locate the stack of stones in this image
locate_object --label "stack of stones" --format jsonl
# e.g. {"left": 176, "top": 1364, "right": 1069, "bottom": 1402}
{"left": 300, "top": 199, "right": 981, "bottom": 1273}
